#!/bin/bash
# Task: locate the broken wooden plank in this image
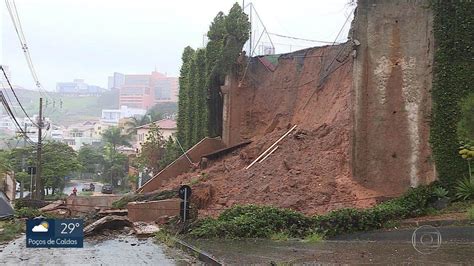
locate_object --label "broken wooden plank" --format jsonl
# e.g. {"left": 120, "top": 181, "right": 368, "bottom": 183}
{"left": 246, "top": 125, "right": 297, "bottom": 169}
{"left": 39, "top": 200, "right": 64, "bottom": 212}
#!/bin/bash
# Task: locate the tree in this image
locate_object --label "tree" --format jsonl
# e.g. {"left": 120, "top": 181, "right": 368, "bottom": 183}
{"left": 77, "top": 144, "right": 103, "bottom": 179}
{"left": 101, "top": 126, "right": 131, "bottom": 151}
{"left": 193, "top": 49, "right": 208, "bottom": 144}
{"left": 184, "top": 53, "right": 198, "bottom": 149}
{"left": 135, "top": 123, "right": 165, "bottom": 173}
{"left": 41, "top": 142, "right": 81, "bottom": 195}
{"left": 124, "top": 111, "right": 164, "bottom": 136}
{"left": 102, "top": 143, "right": 127, "bottom": 187}
{"left": 176, "top": 3, "right": 250, "bottom": 146}
{"left": 458, "top": 92, "right": 474, "bottom": 141}
{"left": 159, "top": 136, "right": 181, "bottom": 169}
{"left": 177, "top": 46, "right": 195, "bottom": 149}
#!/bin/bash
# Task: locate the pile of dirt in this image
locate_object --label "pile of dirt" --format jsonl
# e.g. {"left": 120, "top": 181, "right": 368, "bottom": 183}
{"left": 161, "top": 45, "right": 382, "bottom": 216}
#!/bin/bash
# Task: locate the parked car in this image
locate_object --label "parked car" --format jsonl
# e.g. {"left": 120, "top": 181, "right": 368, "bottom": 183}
{"left": 101, "top": 184, "right": 113, "bottom": 194}
{"left": 82, "top": 183, "right": 95, "bottom": 192}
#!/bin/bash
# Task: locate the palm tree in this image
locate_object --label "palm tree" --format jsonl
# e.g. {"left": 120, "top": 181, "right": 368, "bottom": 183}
{"left": 101, "top": 127, "right": 131, "bottom": 152}
{"left": 124, "top": 112, "right": 164, "bottom": 135}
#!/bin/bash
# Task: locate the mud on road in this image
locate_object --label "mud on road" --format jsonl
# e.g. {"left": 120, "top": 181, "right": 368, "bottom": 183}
{"left": 0, "top": 235, "right": 193, "bottom": 265}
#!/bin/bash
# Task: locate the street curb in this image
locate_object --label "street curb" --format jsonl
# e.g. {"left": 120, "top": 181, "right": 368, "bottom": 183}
{"left": 172, "top": 237, "right": 222, "bottom": 265}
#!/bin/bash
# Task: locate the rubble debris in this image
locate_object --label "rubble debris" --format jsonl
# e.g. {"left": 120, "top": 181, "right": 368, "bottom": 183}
{"left": 98, "top": 209, "right": 128, "bottom": 217}
{"left": 39, "top": 200, "right": 64, "bottom": 212}
{"left": 133, "top": 222, "right": 160, "bottom": 236}
{"left": 84, "top": 215, "right": 133, "bottom": 236}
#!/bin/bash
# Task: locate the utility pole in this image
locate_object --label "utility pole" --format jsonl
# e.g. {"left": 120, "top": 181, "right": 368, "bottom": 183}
{"left": 35, "top": 97, "right": 44, "bottom": 199}
{"left": 20, "top": 123, "right": 27, "bottom": 198}
{"left": 249, "top": 3, "right": 252, "bottom": 56}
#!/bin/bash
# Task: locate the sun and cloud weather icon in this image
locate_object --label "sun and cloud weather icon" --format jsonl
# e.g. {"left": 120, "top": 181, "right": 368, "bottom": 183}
{"left": 32, "top": 221, "right": 49, "bottom": 233}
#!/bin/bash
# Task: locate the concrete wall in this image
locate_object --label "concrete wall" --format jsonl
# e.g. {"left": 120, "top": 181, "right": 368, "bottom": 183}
{"left": 351, "top": 0, "right": 435, "bottom": 193}
{"left": 127, "top": 199, "right": 180, "bottom": 222}
{"left": 0, "top": 173, "right": 16, "bottom": 201}
{"left": 65, "top": 195, "right": 122, "bottom": 215}
{"left": 138, "top": 137, "right": 226, "bottom": 193}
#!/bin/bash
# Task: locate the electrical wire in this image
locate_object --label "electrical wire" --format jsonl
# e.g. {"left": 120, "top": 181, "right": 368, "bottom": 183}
{"left": 5, "top": 0, "right": 54, "bottom": 103}
{"left": 1, "top": 66, "right": 39, "bottom": 127}
{"left": 268, "top": 32, "right": 338, "bottom": 44}
{"left": 0, "top": 92, "right": 36, "bottom": 145}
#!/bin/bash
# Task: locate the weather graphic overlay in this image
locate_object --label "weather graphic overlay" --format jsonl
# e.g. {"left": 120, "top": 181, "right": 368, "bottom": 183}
{"left": 26, "top": 219, "right": 83, "bottom": 248}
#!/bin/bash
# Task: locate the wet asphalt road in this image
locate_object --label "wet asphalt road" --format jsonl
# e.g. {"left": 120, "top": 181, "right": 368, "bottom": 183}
{"left": 0, "top": 236, "right": 190, "bottom": 265}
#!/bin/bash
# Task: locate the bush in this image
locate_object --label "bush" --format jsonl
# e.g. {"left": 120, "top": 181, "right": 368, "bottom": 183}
{"left": 189, "top": 186, "right": 437, "bottom": 239}
{"left": 189, "top": 205, "right": 314, "bottom": 238}
{"left": 14, "top": 207, "right": 44, "bottom": 218}
{"left": 0, "top": 221, "right": 24, "bottom": 242}
{"left": 455, "top": 177, "right": 474, "bottom": 200}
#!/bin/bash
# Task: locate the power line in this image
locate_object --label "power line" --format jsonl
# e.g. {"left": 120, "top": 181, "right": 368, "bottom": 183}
{"left": 268, "top": 32, "right": 338, "bottom": 44}
{"left": 5, "top": 0, "right": 54, "bottom": 102}
{"left": 1, "top": 66, "right": 38, "bottom": 127}
{"left": 0, "top": 92, "right": 36, "bottom": 145}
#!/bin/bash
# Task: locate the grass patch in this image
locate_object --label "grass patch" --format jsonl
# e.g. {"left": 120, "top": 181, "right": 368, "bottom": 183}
{"left": 270, "top": 232, "right": 290, "bottom": 241}
{"left": 154, "top": 230, "right": 176, "bottom": 247}
{"left": 0, "top": 220, "right": 24, "bottom": 242}
{"left": 303, "top": 232, "right": 324, "bottom": 243}
{"left": 468, "top": 205, "right": 474, "bottom": 221}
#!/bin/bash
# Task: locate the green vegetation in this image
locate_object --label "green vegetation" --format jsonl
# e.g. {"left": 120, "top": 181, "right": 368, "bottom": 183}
{"left": 154, "top": 229, "right": 175, "bottom": 247}
{"left": 2, "top": 141, "right": 81, "bottom": 198}
{"left": 430, "top": 2, "right": 474, "bottom": 187}
{"left": 433, "top": 187, "right": 449, "bottom": 199}
{"left": 468, "top": 205, "right": 474, "bottom": 221}
{"left": 454, "top": 177, "right": 474, "bottom": 200}
{"left": 190, "top": 205, "right": 314, "bottom": 238}
{"left": 14, "top": 207, "right": 44, "bottom": 218}
{"left": 270, "top": 232, "right": 290, "bottom": 241}
{"left": 177, "top": 3, "right": 250, "bottom": 149}
{"left": 189, "top": 185, "right": 436, "bottom": 239}
{"left": 0, "top": 220, "right": 23, "bottom": 242}
{"left": 303, "top": 232, "right": 324, "bottom": 243}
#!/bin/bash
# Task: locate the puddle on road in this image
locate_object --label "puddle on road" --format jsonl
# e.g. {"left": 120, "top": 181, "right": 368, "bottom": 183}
{"left": 0, "top": 235, "right": 190, "bottom": 265}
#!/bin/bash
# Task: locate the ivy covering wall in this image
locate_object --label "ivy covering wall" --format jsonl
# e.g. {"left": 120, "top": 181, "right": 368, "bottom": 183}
{"left": 431, "top": 1, "right": 474, "bottom": 187}
{"left": 176, "top": 3, "right": 250, "bottom": 150}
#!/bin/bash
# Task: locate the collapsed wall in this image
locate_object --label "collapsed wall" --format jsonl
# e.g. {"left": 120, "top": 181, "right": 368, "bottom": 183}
{"left": 161, "top": 45, "right": 381, "bottom": 215}
{"left": 351, "top": 0, "right": 435, "bottom": 194}
{"left": 146, "top": 0, "right": 436, "bottom": 216}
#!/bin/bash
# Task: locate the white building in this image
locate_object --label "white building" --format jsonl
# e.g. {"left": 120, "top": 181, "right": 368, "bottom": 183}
{"left": 101, "top": 106, "right": 146, "bottom": 126}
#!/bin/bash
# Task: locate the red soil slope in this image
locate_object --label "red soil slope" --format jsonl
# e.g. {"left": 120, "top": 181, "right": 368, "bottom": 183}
{"left": 161, "top": 45, "right": 382, "bottom": 216}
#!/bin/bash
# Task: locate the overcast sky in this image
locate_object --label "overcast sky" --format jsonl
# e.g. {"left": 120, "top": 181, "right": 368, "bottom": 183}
{"left": 1, "top": 0, "right": 355, "bottom": 90}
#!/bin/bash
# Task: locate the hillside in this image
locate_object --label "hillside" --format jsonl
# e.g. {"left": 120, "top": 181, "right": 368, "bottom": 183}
{"left": 2, "top": 89, "right": 177, "bottom": 125}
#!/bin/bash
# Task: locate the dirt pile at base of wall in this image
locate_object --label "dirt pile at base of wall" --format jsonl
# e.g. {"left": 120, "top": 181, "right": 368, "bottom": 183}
{"left": 160, "top": 45, "right": 384, "bottom": 216}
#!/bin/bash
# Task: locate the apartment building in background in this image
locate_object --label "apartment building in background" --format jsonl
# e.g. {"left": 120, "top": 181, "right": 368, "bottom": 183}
{"left": 56, "top": 79, "right": 106, "bottom": 96}
{"left": 108, "top": 71, "right": 178, "bottom": 109}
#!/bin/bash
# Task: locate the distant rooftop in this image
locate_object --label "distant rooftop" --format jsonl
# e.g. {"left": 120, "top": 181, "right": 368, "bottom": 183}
{"left": 136, "top": 119, "right": 177, "bottom": 130}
